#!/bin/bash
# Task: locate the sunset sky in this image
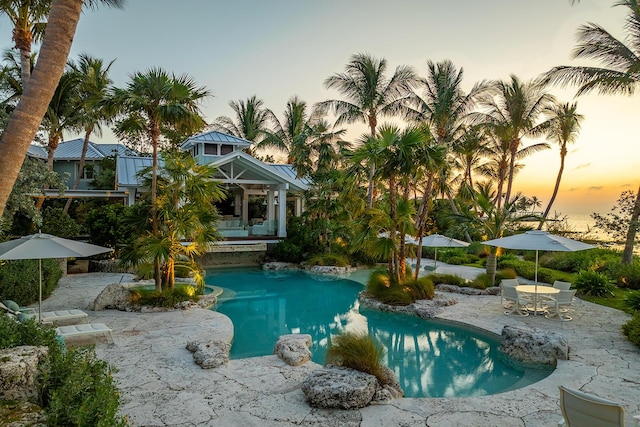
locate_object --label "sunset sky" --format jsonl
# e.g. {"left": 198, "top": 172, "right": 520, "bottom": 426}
{"left": 1, "top": 0, "right": 638, "bottom": 224}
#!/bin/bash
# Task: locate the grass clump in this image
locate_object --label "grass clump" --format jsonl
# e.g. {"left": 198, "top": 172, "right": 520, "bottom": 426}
{"left": 130, "top": 284, "right": 198, "bottom": 307}
{"left": 326, "top": 332, "right": 386, "bottom": 382}
{"left": 427, "top": 273, "right": 467, "bottom": 287}
{"left": 306, "top": 253, "right": 350, "bottom": 267}
{"left": 623, "top": 291, "right": 640, "bottom": 312}
{"left": 366, "top": 270, "right": 434, "bottom": 306}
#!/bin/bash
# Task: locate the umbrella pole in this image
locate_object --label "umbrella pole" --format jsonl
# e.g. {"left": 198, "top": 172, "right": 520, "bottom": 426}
{"left": 434, "top": 248, "right": 438, "bottom": 271}
{"left": 38, "top": 258, "right": 42, "bottom": 324}
{"left": 534, "top": 250, "right": 539, "bottom": 316}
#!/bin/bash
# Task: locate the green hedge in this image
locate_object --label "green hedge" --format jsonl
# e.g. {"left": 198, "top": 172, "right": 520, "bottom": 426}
{"left": 0, "top": 259, "right": 63, "bottom": 306}
{"left": 622, "top": 312, "right": 640, "bottom": 348}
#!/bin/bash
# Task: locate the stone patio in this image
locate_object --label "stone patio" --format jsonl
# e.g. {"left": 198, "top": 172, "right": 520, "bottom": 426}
{"left": 36, "top": 269, "right": 640, "bottom": 427}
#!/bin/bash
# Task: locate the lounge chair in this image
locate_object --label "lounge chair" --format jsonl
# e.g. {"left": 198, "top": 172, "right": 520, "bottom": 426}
{"left": 553, "top": 280, "right": 572, "bottom": 290}
{"left": 545, "top": 290, "right": 577, "bottom": 321}
{"left": 21, "top": 309, "right": 89, "bottom": 325}
{"left": 500, "top": 279, "right": 520, "bottom": 308}
{"left": 557, "top": 385, "right": 640, "bottom": 426}
{"left": 56, "top": 323, "right": 114, "bottom": 344}
{"left": 502, "top": 285, "right": 531, "bottom": 316}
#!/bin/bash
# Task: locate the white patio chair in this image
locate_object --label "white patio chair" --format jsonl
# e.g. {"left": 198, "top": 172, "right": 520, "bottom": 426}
{"left": 500, "top": 278, "right": 520, "bottom": 308}
{"left": 553, "top": 280, "right": 572, "bottom": 290}
{"left": 557, "top": 385, "right": 637, "bottom": 426}
{"left": 545, "top": 290, "right": 577, "bottom": 321}
{"left": 502, "top": 285, "right": 531, "bottom": 316}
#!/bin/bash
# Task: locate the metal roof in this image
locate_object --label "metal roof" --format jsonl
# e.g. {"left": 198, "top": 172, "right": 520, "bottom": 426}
{"left": 27, "top": 144, "right": 47, "bottom": 159}
{"left": 30, "top": 139, "right": 139, "bottom": 161}
{"left": 180, "top": 130, "right": 252, "bottom": 149}
{"left": 268, "top": 164, "right": 312, "bottom": 187}
{"left": 116, "top": 156, "right": 153, "bottom": 187}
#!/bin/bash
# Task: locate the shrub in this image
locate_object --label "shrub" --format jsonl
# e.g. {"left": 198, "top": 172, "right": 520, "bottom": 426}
{"left": 574, "top": 270, "right": 616, "bottom": 297}
{"left": 0, "top": 259, "right": 63, "bottom": 306}
{"left": 0, "top": 316, "right": 128, "bottom": 426}
{"left": 497, "top": 257, "right": 565, "bottom": 284}
{"left": 325, "top": 332, "right": 386, "bottom": 382}
{"left": 130, "top": 285, "right": 197, "bottom": 307}
{"left": 540, "top": 248, "right": 619, "bottom": 273}
{"left": 365, "top": 270, "right": 433, "bottom": 305}
{"left": 436, "top": 248, "right": 479, "bottom": 265}
{"left": 623, "top": 291, "right": 640, "bottom": 312}
{"left": 306, "top": 253, "right": 349, "bottom": 267}
{"left": 622, "top": 312, "right": 640, "bottom": 348}
{"left": 82, "top": 203, "right": 137, "bottom": 257}
{"left": 271, "top": 240, "right": 303, "bottom": 263}
{"left": 497, "top": 268, "right": 517, "bottom": 280}
{"left": 604, "top": 261, "right": 640, "bottom": 290}
{"left": 469, "top": 273, "right": 494, "bottom": 289}
{"left": 41, "top": 207, "right": 81, "bottom": 238}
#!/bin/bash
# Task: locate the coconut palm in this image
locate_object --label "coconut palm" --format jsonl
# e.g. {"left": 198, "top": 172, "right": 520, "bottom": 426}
{"left": 0, "top": 0, "right": 51, "bottom": 84}
{"left": 537, "top": 102, "right": 583, "bottom": 229}
{"left": 477, "top": 75, "right": 555, "bottom": 205}
{"left": 259, "top": 95, "right": 311, "bottom": 163}
{"left": 0, "top": 0, "right": 126, "bottom": 220}
{"left": 316, "top": 53, "right": 417, "bottom": 208}
{"left": 543, "top": 0, "right": 640, "bottom": 263}
{"left": 212, "top": 95, "right": 271, "bottom": 149}
{"left": 0, "top": 49, "right": 35, "bottom": 108}
{"left": 63, "top": 54, "right": 116, "bottom": 213}
{"left": 111, "top": 68, "right": 210, "bottom": 290}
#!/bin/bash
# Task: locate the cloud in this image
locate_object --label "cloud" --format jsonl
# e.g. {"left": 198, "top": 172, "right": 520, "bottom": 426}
{"left": 573, "top": 163, "right": 591, "bottom": 170}
{"left": 569, "top": 187, "right": 581, "bottom": 192}
{"left": 588, "top": 186, "right": 603, "bottom": 191}
{"left": 621, "top": 183, "right": 632, "bottom": 188}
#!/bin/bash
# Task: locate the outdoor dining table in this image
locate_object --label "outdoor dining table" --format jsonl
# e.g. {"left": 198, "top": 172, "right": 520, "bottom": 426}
{"left": 515, "top": 285, "right": 560, "bottom": 316}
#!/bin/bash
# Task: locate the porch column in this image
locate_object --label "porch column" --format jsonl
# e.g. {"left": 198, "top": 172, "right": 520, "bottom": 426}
{"left": 242, "top": 192, "right": 249, "bottom": 226}
{"left": 277, "top": 184, "right": 288, "bottom": 238}
{"left": 267, "top": 187, "right": 275, "bottom": 221}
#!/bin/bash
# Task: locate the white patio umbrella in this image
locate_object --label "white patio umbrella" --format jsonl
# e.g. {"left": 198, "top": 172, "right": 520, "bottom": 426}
{"left": 482, "top": 230, "right": 594, "bottom": 290}
{"left": 419, "top": 234, "right": 470, "bottom": 269}
{"left": 0, "top": 232, "right": 112, "bottom": 322}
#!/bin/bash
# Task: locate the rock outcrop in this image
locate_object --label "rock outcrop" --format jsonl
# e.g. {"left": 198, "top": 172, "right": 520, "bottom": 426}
{"left": 274, "top": 334, "right": 312, "bottom": 366}
{"left": 359, "top": 292, "right": 457, "bottom": 319}
{"left": 499, "top": 325, "right": 569, "bottom": 365}
{"left": 301, "top": 367, "right": 378, "bottom": 409}
{"left": 0, "top": 346, "right": 48, "bottom": 402}
{"left": 93, "top": 283, "right": 133, "bottom": 311}
{"left": 186, "top": 339, "right": 231, "bottom": 369}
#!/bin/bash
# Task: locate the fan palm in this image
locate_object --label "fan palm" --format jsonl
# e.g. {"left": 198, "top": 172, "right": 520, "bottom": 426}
{"left": 212, "top": 95, "right": 271, "bottom": 150}
{"left": 316, "top": 53, "right": 417, "bottom": 207}
{"left": 543, "top": 0, "right": 640, "bottom": 263}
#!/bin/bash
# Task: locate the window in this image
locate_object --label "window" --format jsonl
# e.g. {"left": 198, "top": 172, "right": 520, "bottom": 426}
{"left": 204, "top": 144, "right": 218, "bottom": 155}
{"left": 80, "top": 163, "right": 96, "bottom": 179}
{"left": 220, "top": 144, "right": 233, "bottom": 155}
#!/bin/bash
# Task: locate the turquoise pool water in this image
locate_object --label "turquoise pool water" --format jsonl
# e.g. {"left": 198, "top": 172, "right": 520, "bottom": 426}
{"left": 207, "top": 268, "right": 552, "bottom": 398}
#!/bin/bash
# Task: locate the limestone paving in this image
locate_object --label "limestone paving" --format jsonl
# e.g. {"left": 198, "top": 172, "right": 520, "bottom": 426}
{"left": 36, "top": 270, "right": 640, "bottom": 427}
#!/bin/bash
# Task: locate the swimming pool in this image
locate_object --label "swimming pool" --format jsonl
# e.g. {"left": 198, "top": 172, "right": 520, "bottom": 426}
{"left": 207, "top": 268, "right": 552, "bottom": 398}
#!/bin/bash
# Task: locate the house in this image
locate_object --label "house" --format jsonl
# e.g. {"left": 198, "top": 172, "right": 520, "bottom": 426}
{"left": 117, "top": 130, "right": 310, "bottom": 238}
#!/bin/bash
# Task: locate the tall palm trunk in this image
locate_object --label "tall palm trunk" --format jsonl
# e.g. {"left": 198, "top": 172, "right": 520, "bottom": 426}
{"left": 0, "top": 0, "right": 84, "bottom": 220}
{"left": 389, "top": 175, "right": 399, "bottom": 282}
{"left": 13, "top": 28, "right": 32, "bottom": 85}
{"left": 486, "top": 249, "right": 498, "bottom": 286}
{"left": 63, "top": 128, "right": 92, "bottom": 213}
{"left": 538, "top": 143, "right": 567, "bottom": 229}
{"left": 504, "top": 139, "right": 519, "bottom": 205}
{"left": 622, "top": 185, "right": 640, "bottom": 265}
{"left": 414, "top": 174, "right": 435, "bottom": 279}
{"left": 366, "top": 118, "right": 376, "bottom": 208}
{"left": 150, "top": 121, "right": 162, "bottom": 292}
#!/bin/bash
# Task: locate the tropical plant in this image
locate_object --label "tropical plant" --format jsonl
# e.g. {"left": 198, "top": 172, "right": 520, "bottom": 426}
{"left": 0, "top": 0, "right": 126, "bottom": 221}
{"left": 63, "top": 54, "right": 116, "bottom": 213}
{"left": 325, "top": 332, "right": 386, "bottom": 382}
{"left": 543, "top": 0, "right": 640, "bottom": 264}
{"left": 624, "top": 291, "right": 640, "bottom": 312}
{"left": 212, "top": 95, "right": 271, "bottom": 148}
{"left": 537, "top": 101, "right": 583, "bottom": 228}
{"left": 622, "top": 312, "right": 640, "bottom": 347}
{"left": 591, "top": 188, "right": 640, "bottom": 265}
{"left": 574, "top": 270, "right": 616, "bottom": 297}
{"left": 119, "top": 151, "right": 224, "bottom": 291}
{"left": 316, "top": 52, "right": 417, "bottom": 208}
{"left": 111, "top": 68, "right": 209, "bottom": 289}
{"left": 476, "top": 75, "right": 554, "bottom": 206}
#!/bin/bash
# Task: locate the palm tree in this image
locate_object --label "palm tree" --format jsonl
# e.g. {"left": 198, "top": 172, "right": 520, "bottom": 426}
{"left": 0, "top": 49, "right": 35, "bottom": 108}
{"left": 537, "top": 102, "right": 583, "bottom": 229}
{"left": 0, "top": 0, "right": 51, "bottom": 84}
{"left": 212, "top": 95, "right": 271, "bottom": 149}
{"left": 260, "top": 95, "right": 311, "bottom": 162}
{"left": 63, "top": 54, "right": 116, "bottom": 213}
{"left": 43, "top": 67, "right": 80, "bottom": 169}
{"left": 543, "top": 0, "right": 640, "bottom": 263}
{"left": 120, "top": 151, "right": 225, "bottom": 290}
{"left": 477, "top": 75, "right": 555, "bottom": 205}
{"left": 316, "top": 53, "right": 417, "bottom": 208}
{"left": 111, "top": 68, "right": 210, "bottom": 291}
{"left": 0, "top": 0, "right": 126, "bottom": 220}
